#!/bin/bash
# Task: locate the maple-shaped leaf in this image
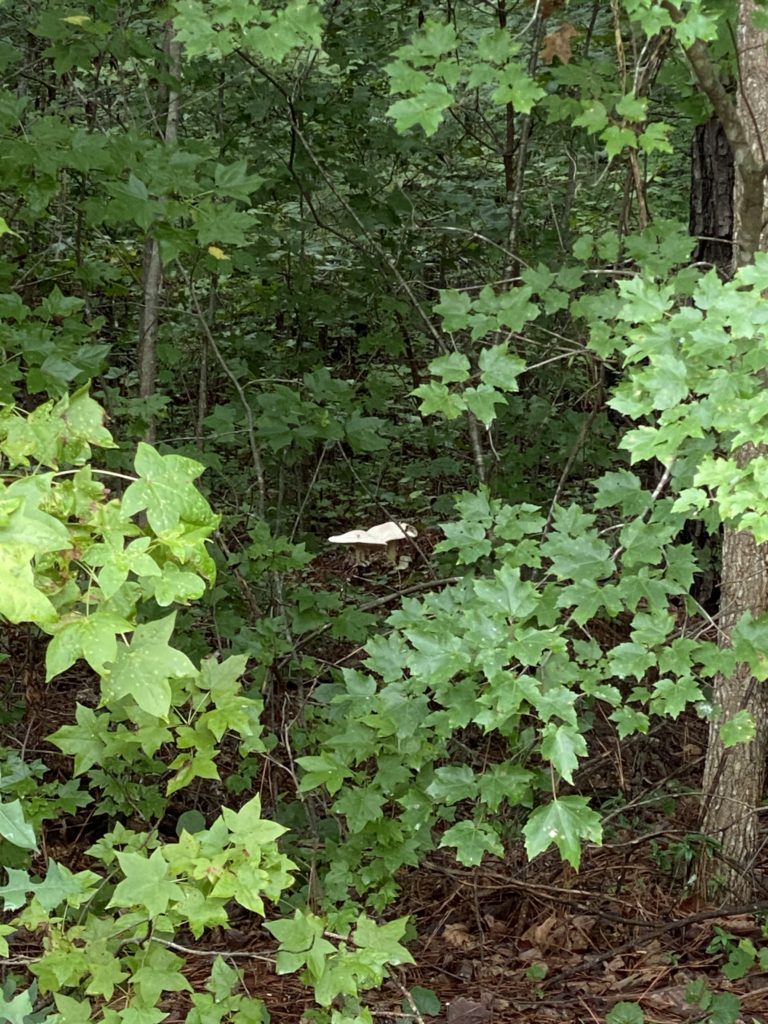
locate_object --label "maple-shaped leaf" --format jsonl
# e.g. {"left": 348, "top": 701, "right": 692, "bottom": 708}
{"left": 46, "top": 610, "right": 133, "bottom": 679}
{"left": 130, "top": 942, "right": 191, "bottom": 1005}
{"left": 108, "top": 849, "right": 182, "bottom": 916}
{"left": 540, "top": 22, "right": 579, "bottom": 64}
{"left": 0, "top": 799, "right": 36, "bottom": 849}
{"left": 122, "top": 442, "right": 217, "bottom": 532}
{"left": 102, "top": 614, "right": 196, "bottom": 718}
{"left": 0, "top": 867, "right": 32, "bottom": 910}
{"left": 540, "top": 723, "right": 587, "bottom": 784}
{"left": 49, "top": 704, "right": 109, "bottom": 775}
{"left": 523, "top": 796, "right": 602, "bottom": 869}
{"left": 0, "top": 545, "right": 57, "bottom": 625}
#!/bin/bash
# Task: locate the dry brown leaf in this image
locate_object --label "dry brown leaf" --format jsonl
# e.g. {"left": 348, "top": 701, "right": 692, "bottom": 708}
{"left": 447, "top": 997, "right": 492, "bottom": 1024}
{"left": 443, "top": 922, "right": 477, "bottom": 951}
{"left": 567, "top": 914, "right": 597, "bottom": 951}
{"left": 521, "top": 912, "right": 558, "bottom": 950}
{"left": 540, "top": 22, "right": 580, "bottom": 65}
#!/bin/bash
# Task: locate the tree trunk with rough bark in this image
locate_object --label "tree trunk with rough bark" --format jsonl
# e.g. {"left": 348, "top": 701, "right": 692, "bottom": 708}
{"left": 689, "top": 117, "right": 734, "bottom": 277}
{"left": 698, "top": 0, "right": 768, "bottom": 902}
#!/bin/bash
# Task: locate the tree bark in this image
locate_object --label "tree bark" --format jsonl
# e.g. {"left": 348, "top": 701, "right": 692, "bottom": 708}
{"left": 698, "top": 0, "right": 768, "bottom": 902}
{"left": 137, "top": 22, "right": 180, "bottom": 444}
{"left": 689, "top": 117, "right": 734, "bottom": 277}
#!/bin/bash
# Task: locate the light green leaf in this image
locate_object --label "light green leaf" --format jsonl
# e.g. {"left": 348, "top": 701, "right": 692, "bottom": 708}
{"left": 478, "top": 343, "right": 526, "bottom": 392}
{"left": 387, "top": 82, "right": 453, "bottom": 136}
{"left": 439, "top": 820, "right": 504, "bottom": 866}
{"left": 720, "top": 709, "right": 756, "bottom": 749}
{"left": 523, "top": 797, "right": 602, "bottom": 869}
{"left": 0, "top": 799, "right": 37, "bottom": 849}
{"left": 102, "top": 614, "right": 195, "bottom": 718}
{"left": 108, "top": 849, "right": 182, "bottom": 916}
{"left": 123, "top": 443, "right": 216, "bottom": 533}
{"left": 429, "top": 352, "right": 471, "bottom": 383}
{"left": 540, "top": 723, "right": 587, "bottom": 784}
{"left": 426, "top": 765, "right": 478, "bottom": 804}
{"left": 0, "top": 866, "right": 32, "bottom": 910}
{"left": 463, "top": 384, "right": 506, "bottom": 425}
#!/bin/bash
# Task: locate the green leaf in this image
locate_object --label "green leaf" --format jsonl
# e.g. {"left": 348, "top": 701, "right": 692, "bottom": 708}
{"left": 463, "top": 384, "right": 506, "bottom": 426}
{"left": 52, "top": 994, "right": 94, "bottom": 1024}
{"left": 333, "top": 787, "right": 386, "bottom": 832}
{"left": 48, "top": 704, "right": 109, "bottom": 775}
{"left": 426, "top": 765, "right": 478, "bottom": 804}
{"left": 428, "top": 352, "right": 471, "bottom": 383}
{"left": 615, "top": 94, "right": 647, "bottom": 121}
{"left": 344, "top": 413, "right": 389, "bottom": 453}
{"left": 122, "top": 443, "right": 217, "bottom": 533}
{"left": 540, "top": 723, "right": 587, "bottom": 784}
{"left": 408, "top": 986, "right": 441, "bottom": 1017}
{"left": 214, "top": 159, "right": 263, "bottom": 201}
{"left": 130, "top": 943, "right": 192, "bottom": 1005}
{"left": 108, "top": 849, "right": 182, "bottom": 916}
{"left": 387, "top": 82, "right": 453, "bottom": 136}
{"left": 0, "top": 798, "right": 37, "bottom": 849}
{"left": 478, "top": 343, "right": 526, "bottom": 391}
{"left": 297, "top": 754, "right": 353, "bottom": 796}
{"left": 35, "top": 860, "right": 99, "bottom": 912}
{"left": 610, "top": 706, "right": 650, "bottom": 739}
{"left": 650, "top": 676, "right": 703, "bottom": 719}
{"left": 473, "top": 565, "right": 539, "bottom": 618}
{"left": 46, "top": 611, "right": 133, "bottom": 679}
{"left": 434, "top": 289, "right": 472, "bottom": 330}
{"left": 720, "top": 709, "right": 756, "bottom": 749}
{"left": 102, "top": 614, "right": 196, "bottom": 718}
{"left": 523, "top": 797, "right": 602, "bottom": 869}
{"left": 412, "top": 381, "right": 466, "bottom": 419}
{"left": 0, "top": 866, "right": 32, "bottom": 910}
{"left": 0, "top": 546, "right": 57, "bottom": 625}
{"left": 439, "top": 820, "right": 504, "bottom": 866}
{"left": 0, "top": 215, "right": 21, "bottom": 238}
{"left": 573, "top": 99, "right": 608, "bottom": 133}
{"left": 639, "top": 122, "right": 673, "bottom": 154}
{"left": 602, "top": 124, "right": 637, "bottom": 158}
{"left": 0, "top": 988, "right": 35, "bottom": 1024}
{"left": 606, "top": 1002, "right": 645, "bottom": 1024}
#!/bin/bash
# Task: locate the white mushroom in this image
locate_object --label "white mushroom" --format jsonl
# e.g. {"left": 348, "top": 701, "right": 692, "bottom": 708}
{"left": 365, "top": 521, "right": 418, "bottom": 561}
{"left": 328, "top": 521, "right": 418, "bottom": 563}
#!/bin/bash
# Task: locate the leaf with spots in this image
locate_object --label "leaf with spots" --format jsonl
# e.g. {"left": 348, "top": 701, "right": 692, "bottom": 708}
{"left": 122, "top": 443, "right": 218, "bottom": 533}
{"left": 102, "top": 614, "right": 196, "bottom": 718}
{"left": 523, "top": 796, "right": 602, "bottom": 870}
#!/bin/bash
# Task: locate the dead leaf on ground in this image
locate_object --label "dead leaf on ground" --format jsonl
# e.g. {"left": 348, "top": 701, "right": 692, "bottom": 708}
{"left": 447, "top": 997, "right": 492, "bottom": 1023}
{"left": 443, "top": 922, "right": 477, "bottom": 951}
{"left": 521, "top": 912, "right": 558, "bottom": 950}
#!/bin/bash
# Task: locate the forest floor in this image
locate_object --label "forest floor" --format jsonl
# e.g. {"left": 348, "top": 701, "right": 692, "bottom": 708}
{"left": 6, "top": 617, "right": 768, "bottom": 1024}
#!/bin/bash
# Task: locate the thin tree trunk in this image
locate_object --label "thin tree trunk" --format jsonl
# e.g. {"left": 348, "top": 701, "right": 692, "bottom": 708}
{"left": 697, "top": 0, "right": 768, "bottom": 901}
{"left": 137, "top": 22, "right": 180, "bottom": 444}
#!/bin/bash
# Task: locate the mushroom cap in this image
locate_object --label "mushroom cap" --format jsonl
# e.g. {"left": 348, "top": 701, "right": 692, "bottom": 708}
{"left": 365, "top": 521, "right": 418, "bottom": 543}
{"left": 328, "top": 529, "right": 387, "bottom": 545}
{"left": 327, "top": 521, "right": 418, "bottom": 545}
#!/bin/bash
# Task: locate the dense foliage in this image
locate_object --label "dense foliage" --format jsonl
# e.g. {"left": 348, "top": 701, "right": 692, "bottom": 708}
{"left": 3, "top": 1, "right": 768, "bottom": 1021}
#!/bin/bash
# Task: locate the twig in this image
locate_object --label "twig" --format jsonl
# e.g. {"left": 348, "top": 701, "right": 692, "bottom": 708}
{"left": 178, "top": 262, "right": 267, "bottom": 520}
{"left": 151, "top": 936, "right": 275, "bottom": 963}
